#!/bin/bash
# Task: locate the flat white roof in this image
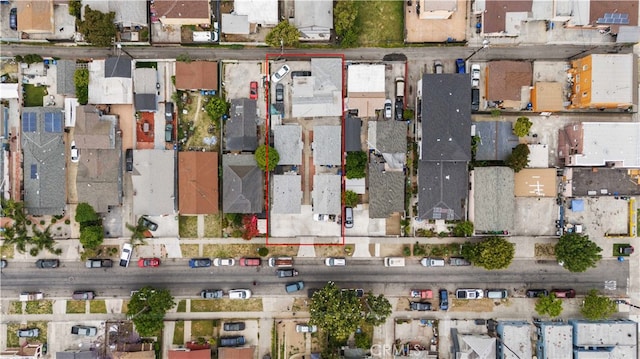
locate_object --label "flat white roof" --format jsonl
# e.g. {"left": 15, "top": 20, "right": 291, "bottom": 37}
{"left": 88, "top": 61, "right": 133, "bottom": 104}
{"left": 541, "top": 323, "right": 573, "bottom": 359}
{"left": 132, "top": 150, "right": 175, "bottom": 215}
{"left": 0, "top": 83, "right": 19, "bottom": 99}
{"left": 347, "top": 64, "right": 385, "bottom": 93}
{"left": 234, "top": 0, "right": 278, "bottom": 25}
{"left": 574, "top": 122, "right": 640, "bottom": 167}
{"left": 528, "top": 144, "right": 549, "bottom": 168}
{"left": 590, "top": 54, "right": 633, "bottom": 105}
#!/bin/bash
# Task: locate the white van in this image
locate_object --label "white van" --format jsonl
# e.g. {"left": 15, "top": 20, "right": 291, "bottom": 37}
{"left": 486, "top": 289, "right": 508, "bottom": 299}
{"left": 384, "top": 257, "right": 405, "bottom": 267}
{"left": 395, "top": 77, "right": 405, "bottom": 99}
{"left": 420, "top": 257, "right": 445, "bottom": 267}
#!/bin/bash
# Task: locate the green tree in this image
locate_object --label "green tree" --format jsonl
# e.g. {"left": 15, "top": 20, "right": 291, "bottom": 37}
{"left": 205, "top": 96, "right": 229, "bottom": 121}
{"left": 75, "top": 202, "right": 99, "bottom": 224}
{"left": 581, "top": 289, "right": 616, "bottom": 320}
{"left": 265, "top": 21, "right": 300, "bottom": 47}
{"left": 128, "top": 286, "right": 176, "bottom": 337}
{"left": 77, "top": 6, "right": 117, "bottom": 47}
{"left": 555, "top": 233, "right": 602, "bottom": 272}
{"left": 74, "top": 68, "right": 89, "bottom": 105}
{"left": 464, "top": 236, "right": 514, "bottom": 270}
{"left": 255, "top": 145, "right": 280, "bottom": 172}
{"left": 364, "top": 293, "right": 392, "bottom": 326}
{"left": 535, "top": 293, "right": 563, "bottom": 317}
{"left": 452, "top": 221, "right": 474, "bottom": 237}
{"left": 309, "top": 282, "right": 362, "bottom": 341}
{"left": 68, "top": 0, "right": 82, "bottom": 18}
{"left": 506, "top": 144, "right": 530, "bottom": 173}
{"left": 126, "top": 222, "right": 148, "bottom": 248}
{"left": 513, "top": 116, "right": 532, "bottom": 137}
{"left": 334, "top": 0, "right": 359, "bottom": 47}
{"left": 79, "top": 225, "right": 104, "bottom": 249}
{"left": 345, "top": 151, "right": 367, "bottom": 179}
{"left": 344, "top": 190, "right": 358, "bottom": 207}
{"left": 30, "top": 225, "right": 62, "bottom": 256}
{"left": 23, "top": 54, "right": 44, "bottom": 65}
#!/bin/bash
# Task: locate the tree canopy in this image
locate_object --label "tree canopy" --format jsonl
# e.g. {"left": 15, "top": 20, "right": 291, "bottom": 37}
{"left": 77, "top": 6, "right": 117, "bottom": 47}
{"left": 74, "top": 69, "right": 89, "bottom": 105}
{"left": 255, "top": 145, "right": 280, "bottom": 172}
{"left": 555, "top": 233, "right": 602, "bottom": 272}
{"left": 462, "top": 236, "right": 514, "bottom": 270}
{"left": 364, "top": 293, "right": 392, "bottom": 326}
{"left": 581, "top": 289, "right": 616, "bottom": 320}
{"left": 128, "top": 286, "right": 176, "bottom": 337}
{"left": 75, "top": 202, "right": 104, "bottom": 250}
{"left": 309, "top": 282, "right": 365, "bottom": 341}
{"left": 452, "top": 221, "right": 474, "bottom": 237}
{"left": 79, "top": 225, "right": 104, "bottom": 249}
{"left": 334, "top": 0, "right": 360, "bottom": 47}
{"left": 205, "top": 96, "right": 229, "bottom": 121}
{"left": 506, "top": 144, "right": 530, "bottom": 172}
{"left": 344, "top": 190, "right": 358, "bottom": 207}
{"left": 535, "top": 293, "right": 563, "bottom": 317}
{"left": 265, "top": 21, "right": 300, "bottom": 47}
{"left": 345, "top": 151, "right": 367, "bottom": 179}
{"left": 75, "top": 202, "right": 99, "bottom": 224}
{"left": 513, "top": 116, "right": 532, "bottom": 137}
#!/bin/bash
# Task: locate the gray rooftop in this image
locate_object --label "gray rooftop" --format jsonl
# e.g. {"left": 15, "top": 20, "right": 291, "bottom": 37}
{"left": 473, "top": 167, "right": 514, "bottom": 232}
{"left": 21, "top": 107, "right": 66, "bottom": 216}
{"left": 131, "top": 150, "right": 175, "bottom": 215}
{"left": 271, "top": 174, "right": 302, "bottom": 214}
{"left": 55, "top": 351, "right": 96, "bottom": 359}
{"left": 134, "top": 94, "right": 157, "bottom": 112}
{"left": 368, "top": 158, "right": 405, "bottom": 218}
{"left": 570, "top": 319, "right": 638, "bottom": 347}
{"left": 537, "top": 322, "right": 573, "bottom": 359}
{"left": 105, "top": 56, "right": 132, "bottom": 78}
{"left": 496, "top": 321, "right": 532, "bottom": 359}
{"left": 74, "top": 107, "right": 115, "bottom": 149}
{"left": 226, "top": 99, "right": 258, "bottom": 152}
{"left": 370, "top": 120, "right": 407, "bottom": 154}
{"left": 345, "top": 115, "right": 362, "bottom": 152}
{"left": 223, "top": 154, "right": 264, "bottom": 213}
{"left": 84, "top": 0, "right": 148, "bottom": 27}
{"left": 133, "top": 68, "right": 158, "bottom": 94}
{"left": 312, "top": 125, "right": 341, "bottom": 166}
{"left": 312, "top": 174, "right": 341, "bottom": 215}
{"left": 291, "top": 58, "right": 343, "bottom": 118}
{"left": 417, "top": 161, "right": 468, "bottom": 220}
{"left": 474, "top": 121, "right": 519, "bottom": 161}
{"left": 421, "top": 74, "right": 471, "bottom": 161}
{"left": 56, "top": 60, "right": 76, "bottom": 96}
{"left": 273, "top": 125, "right": 302, "bottom": 165}
{"left": 291, "top": 0, "right": 333, "bottom": 39}
{"left": 76, "top": 146, "right": 121, "bottom": 214}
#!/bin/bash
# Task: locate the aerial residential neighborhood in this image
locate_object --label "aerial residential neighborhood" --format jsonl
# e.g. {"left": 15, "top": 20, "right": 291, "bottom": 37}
{"left": 0, "top": 0, "right": 639, "bottom": 358}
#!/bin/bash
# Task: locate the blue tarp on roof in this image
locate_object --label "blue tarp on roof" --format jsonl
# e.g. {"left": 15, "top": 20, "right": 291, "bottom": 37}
{"left": 571, "top": 199, "right": 584, "bottom": 212}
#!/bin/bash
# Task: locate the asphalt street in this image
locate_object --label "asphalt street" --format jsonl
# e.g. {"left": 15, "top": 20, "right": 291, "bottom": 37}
{"left": 0, "top": 258, "right": 628, "bottom": 299}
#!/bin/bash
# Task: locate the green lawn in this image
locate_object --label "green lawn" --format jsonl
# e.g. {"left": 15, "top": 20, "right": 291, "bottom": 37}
{"left": 25, "top": 300, "right": 53, "bottom": 314}
{"left": 191, "top": 298, "right": 263, "bottom": 312}
{"left": 66, "top": 300, "right": 86, "bottom": 314}
{"left": 204, "top": 214, "right": 222, "bottom": 237}
{"left": 356, "top": 0, "right": 404, "bottom": 46}
{"left": 9, "top": 301, "right": 22, "bottom": 314}
{"left": 191, "top": 320, "right": 215, "bottom": 337}
{"left": 176, "top": 300, "right": 187, "bottom": 313}
{"left": 179, "top": 216, "right": 198, "bottom": 238}
{"left": 173, "top": 321, "right": 185, "bottom": 345}
{"left": 23, "top": 84, "right": 48, "bottom": 107}
{"left": 89, "top": 300, "right": 107, "bottom": 313}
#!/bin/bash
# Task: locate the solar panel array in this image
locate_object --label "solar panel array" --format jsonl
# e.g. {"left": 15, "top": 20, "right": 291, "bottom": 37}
{"left": 597, "top": 13, "right": 629, "bottom": 25}
{"left": 22, "top": 112, "right": 37, "bottom": 132}
{"left": 44, "top": 112, "right": 63, "bottom": 133}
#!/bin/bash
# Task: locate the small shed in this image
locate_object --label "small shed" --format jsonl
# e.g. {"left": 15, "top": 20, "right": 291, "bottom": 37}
{"left": 571, "top": 199, "right": 584, "bottom": 212}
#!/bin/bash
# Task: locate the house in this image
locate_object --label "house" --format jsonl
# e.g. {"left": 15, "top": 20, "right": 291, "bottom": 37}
{"left": 131, "top": 150, "right": 175, "bottom": 215}
{"left": 74, "top": 106, "right": 121, "bottom": 213}
{"left": 417, "top": 74, "right": 471, "bottom": 221}
{"left": 178, "top": 152, "right": 219, "bottom": 214}
{"left": 558, "top": 122, "right": 640, "bottom": 168}
{"left": 21, "top": 108, "right": 66, "bottom": 215}
{"left": 175, "top": 62, "right": 218, "bottom": 91}
{"left": 568, "top": 54, "right": 635, "bottom": 110}
{"left": 16, "top": 0, "right": 54, "bottom": 34}
{"left": 0, "top": 344, "right": 44, "bottom": 358}
{"left": 56, "top": 60, "right": 77, "bottom": 96}
{"left": 534, "top": 321, "right": 573, "bottom": 359}
{"left": 271, "top": 174, "right": 302, "bottom": 214}
{"left": 290, "top": 0, "right": 333, "bottom": 41}
{"left": 225, "top": 99, "right": 258, "bottom": 152}
{"left": 346, "top": 64, "right": 386, "bottom": 118}
{"left": 344, "top": 115, "right": 362, "bottom": 152}
{"left": 513, "top": 168, "right": 557, "bottom": 197}
{"left": 312, "top": 126, "right": 341, "bottom": 166}
{"left": 273, "top": 125, "right": 302, "bottom": 165}
{"left": 530, "top": 82, "right": 564, "bottom": 112}
{"left": 368, "top": 120, "right": 406, "bottom": 218}
{"left": 482, "top": 0, "right": 532, "bottom": 35}
{"left": 291, "top": 58, "right": 342, "bottom": 118}
{"left": 312, "top": 174, "right": 341, "bottom": 215}
{"left": 473, "top": 167, "right": 514, "bottom": 233}
{"left": 496, "top": 321, "right": 532, "bottom": 359}
{"left": 569, "top": 319, "right": 637, "bottom": 357}
{"left": 223, "top": 154, "right": 263, "bottom": 213}
{"left": 451, "top": 329, "right": 496, "bottom": 358}
{"left": 83, "top": 0, "right": 148, "bottom": 28}
{"left": 405, "top": 0, "right": 467, "bottom": 43}
{"left": 153, "top": 0, "right": 211, "bottom": 26}
{"left": 88, "top": 57, "right": 134, "bottom": 104}
{"left": 485, "top": 61, "right": 533, "bottom": 109}
{"left": 134, "top": 68, "right": 158, "bottom": 112}
{"left": 472, "top": 121, "right": 519, "bottom": 161}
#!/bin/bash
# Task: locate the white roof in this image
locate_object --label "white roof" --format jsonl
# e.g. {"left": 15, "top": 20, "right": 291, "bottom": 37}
{"left": 541, "top": 324, "right": 573, "bottom": 359}
{"left": 64, "top": 98, "right": 79, "bottom": 127}
{"left": 133, "top": 68, "right": 158, "bottom": 94}
{"left": 527, "top": 144, "right": 549, "bottom": 168}
{"left": 221, "top": 14, "right": 250, "bottom": 34}
{"left": 0, "top": 83, "right": 19, "bottom": 99}
{"left": 84, "top": 0, "right": 148, "bottom": 27}
{"left": 574, "top": 320, "right": 637, "bottom": 346}
{"left": 590, "top": 54, "right": 633, "bottom": 105}
{"left": 234, "top": 0, "right": 278, "bottom": 25}
{"left": 573, "top": 122, "right": 640, "bottom": 167}
{"left": 88, "top": 60, "right": 133, "bottom": 104}
{"left": 347, "top": 64, "right": 385, "bottom": 93}
{"left": 291, "top": 58, "right": 343, "bottom": 118}
{"left": 131, "top": 150, "right": 175, "bottom": 215}
{"left": 273, "top": 125, "right": 303, "bottom": 165}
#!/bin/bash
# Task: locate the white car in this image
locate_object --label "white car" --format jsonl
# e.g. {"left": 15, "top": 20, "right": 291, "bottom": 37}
{"left": 213, "top": 258, "right": 235, "bottom": 267}
{"left": 296, "top": 324, "right": 318, "bottom": 333}
{"left": 471, "top": 64, "right": 480, "bottom": 88}
{"left": 271, "top": 64, "right": 290, "bottom": 83}
{"left": 229, "top": 289, "right": 252, "bottom": 299}
{"left": 384, "top": 99, "right": 392, "bottom": 119}
{"left": 70, "top": 141, "right": 79, "bottom": 163}
{"left": 119, "top": 243, "right": 132, "bottom": 267}
{"left": 456, "top": 288, "right": 484, "bottom": 300}
{"left": 325, "top": 258, "right": 346, "bottom": 267}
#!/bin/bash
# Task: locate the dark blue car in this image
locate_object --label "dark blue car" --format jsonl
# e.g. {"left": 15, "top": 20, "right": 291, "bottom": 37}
{"left": 189, "top": 258, "right": 212, "bottom": 268}
{"left": 456, "top": 58, "right": 465, "bottom": 73}
{"left": 439, "top": 289, "right": 449, "bottom": 311}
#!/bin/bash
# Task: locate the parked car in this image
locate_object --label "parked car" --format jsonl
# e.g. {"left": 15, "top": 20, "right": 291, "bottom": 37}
{"left": 125, "top": 149, "right": 133, "bottom": 172}
{"left": 383, "top": 99, "right": 392, "bottom": 119}
{"left": 85, "top": 258, "right": 112, "bottom": 268}
{"left": 189, "top": 258, "right": 212, "bottom": 268}
{"left": 138, "top": 216, "right": 158, "bottom": 231}
{"left": 1, "top": 259, "right": 6, "bottom": 268}
{"left": 72, "top": 291, "right": 95, "bottom": 300}
{"left": 276, "top": 268, "right": 299, "bottom": 278}
{"left": 433, "top": 60, "right": 444, "bottom": 74}
{"left": 471, "top": 64, "right": 481, "bottom": 81}
{"left": 70, "top": 141, "right": 79, "bottom": 163}
{"left": 619, "top": 245, "right": 634, "bottom": 255}
{"left": 213, "top": 258, "right": 235, "bottom": 267}
{"left": 471, "top": 88, "right": 480, "bottom": 111}
{"left": 285, "top": 281, "right": 304, "bottom": 293}
{"left": 119, "top": 243, "right": 132, "bottom": 267}
{"left": 439, "top": 289, "right": 449, "bottom": 311}
{"left": 18, "top": 328, "right": 39, "bottom": 338}
{"left": 219, "top": 335, "right": 245, "bottom": 347}
{"left": 200, "top": 289, "right": 223, "bottom": 299}
{"left": 275, "top": 83, "right": 284, "bottom": 103}
{"left": 296, "top": 324, "right": 317, "bottom": 333}
{"left": 325, "top": 257, "right": 346, "bottom": 267}
{"left": 342, "top": 288, "right": 365, "bottom": 298}
{"left": 138, "top": 258, "right": 160, "bottom": 268}
{"left": 456, "top": 289, "right": 484, "bottom": 300}
{"left": 486, "top": 289, "right": 508, "bottom": 299}
{"left": 268, "top": 257, "right": 293, "bottom": 267}
{"left": 71, "top": 325, "right": 97, "bottom": 336}
{"left": 165, "top": 102, "right": 174, "bottom": 121}
{"left": 551, "top": 289, "right": 576, "bottom": 298}
{"left": 344, "top": 207, "right": 354, "bottom": 228}
{"left": 526, "top": 289, "right": 549, "bottom": 298}
{"left": 291, "top": 71, "right": 311, "bottom": 78}
{"left": 421, "top": 257, "right": 445, "bottom": 267}
{"left": 35, "top": 259, "right": 59, "bottom": 269}
{"left": 20, "top": 292, "right": 44, "bottom": 301}
{"left": 165, "top": 123, "right": 173, "bottom": 143}
{"left": 223, "top": 322, "right": 246, "bottom": 331}
{"left": 456, "top": 58, "right": 465, "bottom": 73}
{"left": 239, "top": 257, "right": 261, "bottom": 266}
{"left": 449, "top": 257, "right": 471, "bottom": 266}
{"left": 249, "top": 81, "right": 258, "bottom": 100}
{"left": 409, "top": 301, "right": 432, "bottom": 311}
{"left": 9, "top": 8, "right": 17, "bottom": 30}
{"left": 395, "top": 98, "right": 404, "bottom": 121}
{"left": 229, "top": 289, "right": 252, "bottom": 299}
{"left": 271, "top": 64, "right": 290, "bottom": 83}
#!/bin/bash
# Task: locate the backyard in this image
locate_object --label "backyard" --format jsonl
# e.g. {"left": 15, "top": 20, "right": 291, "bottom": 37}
{"left": 356, "top": 0, "right": 404, "bottom": 46}
{"left": 23, "top": 84, "right": 47, "bottom": 107}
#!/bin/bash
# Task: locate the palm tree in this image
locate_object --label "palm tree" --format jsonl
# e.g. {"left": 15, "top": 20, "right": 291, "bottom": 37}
{"left": 126, "top": 222, "right": 148, "bottom": 248}
{"left": 30, "top": 225, "right": 61, "bottom": 255}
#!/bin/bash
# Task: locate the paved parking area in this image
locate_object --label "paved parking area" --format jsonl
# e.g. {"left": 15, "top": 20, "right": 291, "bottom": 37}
{"left": 222, "top": 61, "right": 266, "bottom": 117}
{"left": 513, "top": 197, "right": 558, "bottom": 236}
{"left": 0, "top": 4, "right": 20, "bottom": 40}
{"left": 563, "top": 197, "right": 629, "bottom": 237}
{"left": 48, "top": 320, "right": 106, "bottom": 355}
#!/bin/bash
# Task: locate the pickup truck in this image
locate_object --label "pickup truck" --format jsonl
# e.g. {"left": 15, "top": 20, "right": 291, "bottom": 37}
{"left": 384, "top": 257, "right": 405, "bottom": 267}
{"left": 449, "top": 257, "right": 471, "bottom": 266}
{"left": 85, "top": 259, "right": 113, "bottom": 268}
{"left": 71, "top": 325, "right": 97, "bottom": 336}
{"left": 410, "top": 289, "right": 433, "bottom": 299}
{"left": 20, "top": 292, "right": 44, "bottom": 301}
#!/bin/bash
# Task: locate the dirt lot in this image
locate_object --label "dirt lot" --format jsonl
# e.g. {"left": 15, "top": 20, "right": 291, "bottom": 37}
{"left": 274, "top": 320, "right": 312, "bottom": 359}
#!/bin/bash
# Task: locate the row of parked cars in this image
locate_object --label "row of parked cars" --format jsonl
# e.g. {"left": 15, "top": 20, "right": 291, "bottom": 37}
{"left": 18, "top": 325, "right": 96, "bottom": 338}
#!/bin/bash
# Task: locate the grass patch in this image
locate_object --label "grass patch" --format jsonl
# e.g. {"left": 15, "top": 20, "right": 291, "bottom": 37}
{"left": 191, "top": 298, "right": 262, "bottom": 312}
{"left": 66, "top": 300, "right": 86, "bottom": 314}
{"left": 23, "top": 84, "right": 47, "bottom": 107}
{"left": 451, "top": 298, "right": 495, "bottom": 312}
{"left": 173, "top": 321, "right": 185, "bottom": 345}
{"left": 7, "top": 323, "right": 21, "bottom": 346}
{"left": 25, "top": 300, "right": 53, "bottom": 314}
{"left": 314, "top": 245, "right": 349, "bottom": 258}
{"left": 176, "top": 300, "right": 187, "bottom": 313}
{"left": 191, "top": 320, "right": 215, "bottom": 337}
{"left": 1, "top": 244, "right": 15, "bottom": 259}
{"left": 535, "top": 243, "right": 556, "bottom": 258}
{"left": 613, "top": 243, "right": 632, "bottom": 257}
{"left": 204, "top": 213, "right": 222, "bottom": 237}
{"left": 89, "top": 300, "right": 107, "bottom": 314}
{"left": 356, "top": 0, "right": 404, "bottom": 46}
{"left": 136, "top": 61, "right": 158, "bottom": 69}
{"left": 179, "top": 216, "right": 199, "bottom": 238}
{"left": 180, "top": 244, "right": 200, "bottom": 258}
{"left": 7, "top": 321, "right": 49, "bottom": 345}
{"left": 9, "top": 301, "right": 22, "bottom": 314}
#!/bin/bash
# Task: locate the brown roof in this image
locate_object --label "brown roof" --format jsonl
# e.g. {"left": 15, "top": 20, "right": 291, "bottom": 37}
{"left": 486, "top": 61, "right": 532, "bottom": 102}
{"left": 154, "top": 0, "right": 210, "bottom": 20}
{"left": 514, "top": 168, "right": 557, "bottom": 197}
{"left": 169, "top": 349, "right": 211, "bottom": 359}
{"left": 74, "top": 106, "right": 114, "bottom": 149}
{"left": 17, "top": 0, "right": 54, "bottom": 33}
{"left": 175, "top": 62, "right": 219, "bottom": 90}
{"left": 484, "top": 0, "right": 532, "bottom": 33}
{"left": 179, "top": 151, "right": 219, "bottom": 214}
{"left": 218, "top": 347, "right": 254, "bottom": 359}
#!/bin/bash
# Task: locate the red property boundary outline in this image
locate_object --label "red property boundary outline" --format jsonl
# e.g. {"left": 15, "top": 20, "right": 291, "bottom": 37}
{"left": 263, "top": 53, "right": 346, "bottom": 246}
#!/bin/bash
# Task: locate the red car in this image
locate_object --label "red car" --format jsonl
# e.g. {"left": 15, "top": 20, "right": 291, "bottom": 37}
{"left": 551, "top": 289, "right": 576, "bottom": 298}
{"left": 138, "top": 258, "right": 161, "bottom": 268}
{"left": 249, "top": 81, "right": 258, "bottom": 100}
{"left": 239, "top": 257, "right": 261, "bottom": 266}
